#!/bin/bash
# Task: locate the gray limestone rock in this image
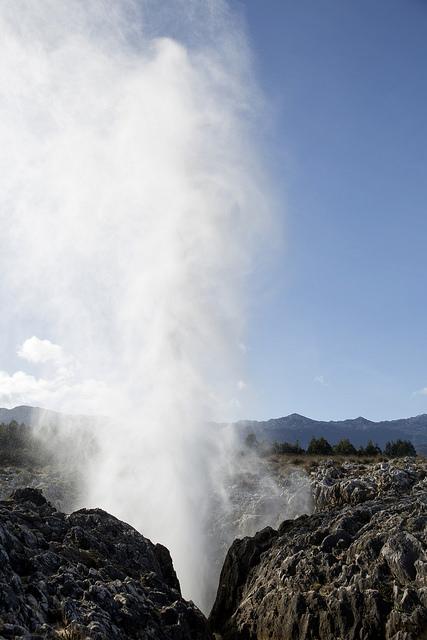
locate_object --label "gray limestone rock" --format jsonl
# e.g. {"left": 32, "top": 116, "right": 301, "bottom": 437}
{"left": 210, "top": 459, "right": 427, "bottom": 640}
{"left": 0, "top": 488, "right": 211, "bottom": 639}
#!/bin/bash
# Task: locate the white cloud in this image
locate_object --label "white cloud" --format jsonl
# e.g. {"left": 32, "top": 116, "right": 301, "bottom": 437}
{"left": 413, "top": 387, "right": 427, "bottom": 396}
{"left": 0, "top": 337, "right": 107, "bottom": 413}
{"left": 314, "top": 375, "right": 328, "bottom": 386}
{"left": 0, "top": 368, "right": 108, "bottom": 413}
{"left": 17, "top": 336, "right": 65, "bottom": 365}
{"left": 237, "top": 379, "right": 247, "bottom": 391}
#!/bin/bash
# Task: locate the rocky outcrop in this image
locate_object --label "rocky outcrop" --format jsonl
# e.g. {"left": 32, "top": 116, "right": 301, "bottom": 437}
{"left": 311, "top": 458, "right": 426, "bottom": 511}
{"left": 210, "top": 459, "right": 427, "bottom": 640}
{"left": 0, "top": 488, "right": 211, "bottom": 639}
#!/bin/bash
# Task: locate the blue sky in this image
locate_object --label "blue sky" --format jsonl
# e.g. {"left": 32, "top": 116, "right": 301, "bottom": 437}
{"left": 1, "top": 1, "right": 426, "bottom": 424}
{"left": 240, "top": 0, "right": 427, "bottom": 421}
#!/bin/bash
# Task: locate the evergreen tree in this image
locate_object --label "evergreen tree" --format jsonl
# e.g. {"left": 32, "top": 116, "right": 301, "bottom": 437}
{"left": 384, "top": 439, "right": 416, "bottom": 457}
{"left": 359, "top": 440, "right": 382, "bottom": 456}
{"left": 333, "top": 438, "right": 357, "bottom": 455}
{"left": 307, "top": 436, "right": 333, "bottom": 455}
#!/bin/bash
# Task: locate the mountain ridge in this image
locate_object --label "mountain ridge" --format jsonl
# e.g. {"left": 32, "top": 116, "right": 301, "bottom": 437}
{"left": 1, "top": 405, "right": 426, "bottom": 452}
{"left": 0, "top": 405, "right": 102, "bottom": 429}
{"left": 236, "top": 412, "right": 427, "bottom": 451}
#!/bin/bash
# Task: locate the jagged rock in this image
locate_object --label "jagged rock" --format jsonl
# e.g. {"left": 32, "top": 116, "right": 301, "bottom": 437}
{"left": 210, "top": 460, "right": 427, "bottom": 640}
{"left": 0, "top": 488, "right": 211, "bottom": 639}
{"left": 311, "top": 458, "right": 426, "bottom": 511}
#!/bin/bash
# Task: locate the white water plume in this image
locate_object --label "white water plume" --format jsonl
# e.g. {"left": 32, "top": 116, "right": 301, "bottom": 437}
{"left": 0, "top": 0, "right": 292, "bottom": 611}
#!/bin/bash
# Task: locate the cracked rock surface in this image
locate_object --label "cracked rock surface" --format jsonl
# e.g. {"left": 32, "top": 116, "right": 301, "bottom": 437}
{"left": 0, "top": 487, "right": 211, "bottom": 639}
{"left": 311, "top": 458, "right": 426, "bottom": 512}
{"left": 210, "top": 458, "right": 427, "bottom": 640}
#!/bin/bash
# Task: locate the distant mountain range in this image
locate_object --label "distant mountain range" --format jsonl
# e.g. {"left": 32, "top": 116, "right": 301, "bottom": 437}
{"left": 1, "top": 405, "right": 426, "bottom": 453}
{"left": 0, "top": 405, "right": 99, "bottom": 430}
{"left": 236, "top": 413, "right": 427, "bottom": 453}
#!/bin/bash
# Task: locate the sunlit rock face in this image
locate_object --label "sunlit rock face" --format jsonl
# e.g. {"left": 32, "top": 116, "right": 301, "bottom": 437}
{"left": 0, "top": 488, "right": 211, "bottom": 639}
{"left": 210, "top": 458, "right": 427, "bottom": 640}
{"left": 311, "top": 457, "right": 426, "bottom": 511}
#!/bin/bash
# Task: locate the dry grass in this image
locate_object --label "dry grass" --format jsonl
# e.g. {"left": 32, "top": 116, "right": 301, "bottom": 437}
{"left": 268, "top": 453, "right": 386, "bottom": 474}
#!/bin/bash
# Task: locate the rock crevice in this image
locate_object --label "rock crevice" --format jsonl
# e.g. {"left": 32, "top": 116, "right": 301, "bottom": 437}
{"left": 209, "top": 459, "right": 427, "bottom": 640}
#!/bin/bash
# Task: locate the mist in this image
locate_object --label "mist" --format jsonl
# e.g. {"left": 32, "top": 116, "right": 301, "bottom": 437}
{"left": 0, "top": 1, "right": 310, "bottom": 612}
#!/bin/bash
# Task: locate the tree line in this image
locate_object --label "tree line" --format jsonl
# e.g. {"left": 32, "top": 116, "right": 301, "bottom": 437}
{"left": 0, "top": 420, "right": 33, "bottom": 465}
{"left": 245, "top": 432, "right": 417, "bottom": 458}
{"left": 0, "top": 420, "right": 51, "bottom": 465}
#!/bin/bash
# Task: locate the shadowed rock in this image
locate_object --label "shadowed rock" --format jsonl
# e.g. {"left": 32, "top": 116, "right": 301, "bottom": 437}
{"left": 0, "top": 488, "right": 211, "bottom": 639}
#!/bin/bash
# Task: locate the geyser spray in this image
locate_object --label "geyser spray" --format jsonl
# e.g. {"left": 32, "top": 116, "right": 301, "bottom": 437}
{"left": 0, "top": 0, "right": 307, "bottom": 612}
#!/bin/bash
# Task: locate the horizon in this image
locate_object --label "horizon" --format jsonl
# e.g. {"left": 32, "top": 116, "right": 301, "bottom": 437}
{"left": 2, "top": 403, "right": 427, "bottom": 426}
{"left": 0, "top": 1, "right": 425, "bottom": 621}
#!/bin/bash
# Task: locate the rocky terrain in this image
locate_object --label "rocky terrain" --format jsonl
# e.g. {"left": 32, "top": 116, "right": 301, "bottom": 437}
{"left": 210, "top": 457, "right": 427, "bottom": 640}
{"left": 0, "top": 427, "right": 425, "bottom": 639}
{"left": 0, "top": 487, "right": 210, "bottom": 639}
{"left": 0, "top": 438, "right": 314, "bottom": 617}
{"left": 311, "top": 458, "right": 426, "bottom": 512}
